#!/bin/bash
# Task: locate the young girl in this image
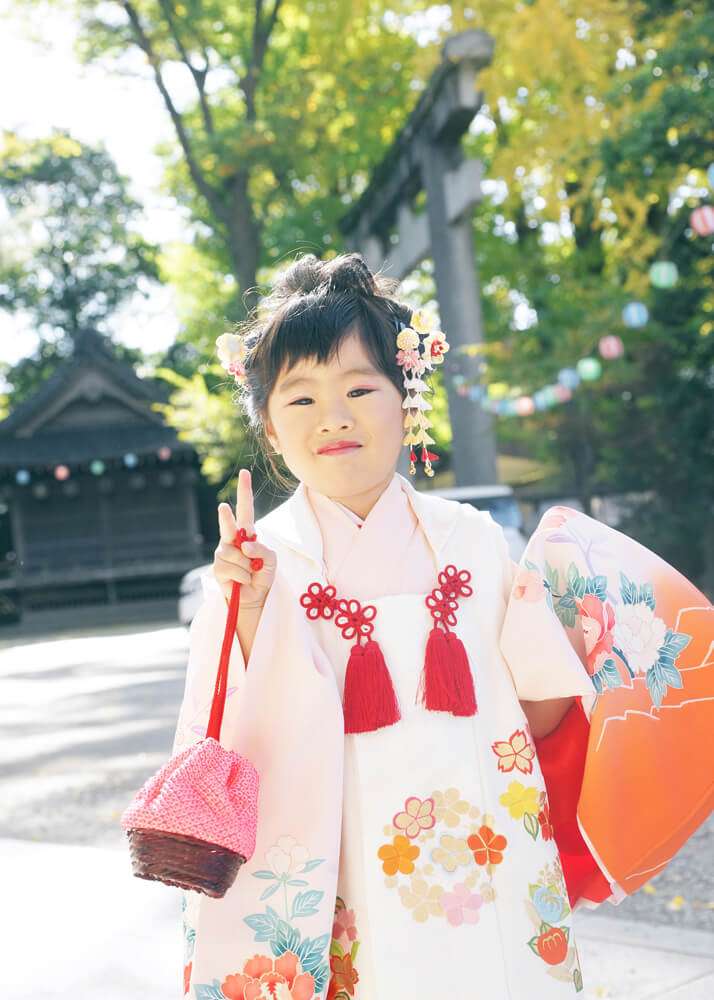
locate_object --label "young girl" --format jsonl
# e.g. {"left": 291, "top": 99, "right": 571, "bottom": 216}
{"left": 174, "top": 253, "right": 713, "bottom": 999}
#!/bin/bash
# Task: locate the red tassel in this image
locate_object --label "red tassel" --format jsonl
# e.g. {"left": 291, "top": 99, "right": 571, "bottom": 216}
{"left": 418, "top": 626, "right": 477, "bottom": 716}
{"left": 343, "top": 638, "right": 401, "bottom": 734}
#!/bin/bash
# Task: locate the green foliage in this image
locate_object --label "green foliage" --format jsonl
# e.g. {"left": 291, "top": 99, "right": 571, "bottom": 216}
{"left": 0, "top": 130, "right": 159, "bottom": 338}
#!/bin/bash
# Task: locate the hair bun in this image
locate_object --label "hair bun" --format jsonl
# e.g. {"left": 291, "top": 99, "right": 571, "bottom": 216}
{"left": 271, "top": 254, "right": 325, "bottom": 298}
{"left": 320, "top": 253, "right": 377, "bottom": 298}
{"left": 270, "top": 251, "right": 379, "bottom": 301}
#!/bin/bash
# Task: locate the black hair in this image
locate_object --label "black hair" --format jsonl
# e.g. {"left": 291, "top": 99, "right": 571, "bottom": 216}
{"left": 229, "top": 252, "right": 413, "bottom": 491}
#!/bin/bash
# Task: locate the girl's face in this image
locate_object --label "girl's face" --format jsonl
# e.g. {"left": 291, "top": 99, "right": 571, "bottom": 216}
{"left": 264, "top": 329, "right": 405, "bottom": 515}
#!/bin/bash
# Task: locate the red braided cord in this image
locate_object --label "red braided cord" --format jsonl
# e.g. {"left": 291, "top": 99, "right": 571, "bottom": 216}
{"left": 206, "top": 528, "right": 264, "bottom": 742}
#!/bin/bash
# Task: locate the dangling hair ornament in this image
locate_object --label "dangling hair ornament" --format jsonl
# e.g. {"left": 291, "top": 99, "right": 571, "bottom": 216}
{"left": 216, "top": 332, "right": 249, "bottom": 386}
{"left": 394, "top": 308, "right": 449, "bottom": 477}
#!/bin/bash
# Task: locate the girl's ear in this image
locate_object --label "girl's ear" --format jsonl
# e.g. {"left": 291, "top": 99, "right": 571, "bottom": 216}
{"left": 264, "top": 417, "right": 280, "bottom": 454}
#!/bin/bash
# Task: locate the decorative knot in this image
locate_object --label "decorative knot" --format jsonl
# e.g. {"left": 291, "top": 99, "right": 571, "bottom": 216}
{"left": 425, "top": 565, "right": 474, "bottom": 629}
{"left": 334, "top": 598, "right": 377, "bottom": 643}
{"left": 299, "top": 582, "right": 338, "bottom": 621}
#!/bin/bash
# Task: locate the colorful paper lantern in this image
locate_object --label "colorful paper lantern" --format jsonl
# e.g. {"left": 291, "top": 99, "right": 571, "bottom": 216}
{"left": 15, "top": 470, "right": 30, "bottom": 486}
{"left": 123, "top": 453, "right": 139, "bottom": 468}
{"left": 649, "top": 261, "right": 678, "bottom": 289}
{"left": 515, "top": 396, "right": 535, "bottom": 416}
{"left": 598, "top": 335, "right": 625, "bottom": 360}
{"left": 90, "top": 460, "right": 105, "bottom": 476}
{"left": 158, "top": 446, "right": 173, "bottom": 461}
{"left": 487, "top": 382, "right": 510, "bottom": 400}
{"left": 54, "top": 465, "right": 70, "bottom": 481}
{"left": 553, "top": 384, "right": 573, "bottom": 403}
{"left": 456, "top": 384, "right": 469, "bottom": 397}
{"left": 576, "top": 358, "right": 602, "bottom": 381}
{"left": 468, "top": 385, "right": 485, "bottom": 401}
{"left": 622, "top": 302, "right": 649, "bottom": 328}
{"left": 690, "top": 205, "right": 714, "bottom": 237}
{"left": 557, "top": 368, "right": 580, "bottom": 390}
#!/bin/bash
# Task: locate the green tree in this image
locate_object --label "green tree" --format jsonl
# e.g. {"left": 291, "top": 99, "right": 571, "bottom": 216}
{"left": 0, "top": 131, "right": 159, "bottom": 402}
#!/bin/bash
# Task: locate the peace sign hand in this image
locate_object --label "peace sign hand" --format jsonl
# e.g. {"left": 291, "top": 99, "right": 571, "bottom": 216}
{"left": 213, "top": 469, "right": 277, "bottom": 610}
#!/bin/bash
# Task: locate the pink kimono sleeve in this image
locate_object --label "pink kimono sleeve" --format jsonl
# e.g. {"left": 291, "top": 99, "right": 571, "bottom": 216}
{"left": 172, "top": 566, "right": 345, "bottom": 997}
{"left": 497, "top": 507, "right": 714, "bottom": 911}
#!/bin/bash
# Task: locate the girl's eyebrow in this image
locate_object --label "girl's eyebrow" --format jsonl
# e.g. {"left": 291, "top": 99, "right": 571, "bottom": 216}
{"left": 277, "top": 365, "right": 380, "bottom": 394}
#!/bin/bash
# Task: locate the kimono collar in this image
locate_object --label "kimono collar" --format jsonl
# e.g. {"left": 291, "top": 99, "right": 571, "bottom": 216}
{"left": 258, "top": 471, "right": 463, "bottom": 572}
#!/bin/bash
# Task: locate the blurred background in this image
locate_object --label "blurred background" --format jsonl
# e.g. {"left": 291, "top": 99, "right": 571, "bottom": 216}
{"left": 0, "top": 2, "right": 712, "bottom": 998}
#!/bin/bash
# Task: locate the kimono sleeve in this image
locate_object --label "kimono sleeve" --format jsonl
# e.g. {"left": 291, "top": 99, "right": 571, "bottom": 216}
{"left": 174, "top": 563, "right": 345, "bottom": 998}
{"left": 497, "top": 505, "right": 714, "bottom": 911}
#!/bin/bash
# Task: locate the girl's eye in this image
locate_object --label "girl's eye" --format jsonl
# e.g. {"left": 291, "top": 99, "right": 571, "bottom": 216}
{"left": 290, "top": 388, "right": 374, "bottom": 405}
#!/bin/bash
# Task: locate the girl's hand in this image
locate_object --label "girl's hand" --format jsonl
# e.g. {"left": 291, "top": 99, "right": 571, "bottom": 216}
{"left": 212, "top": 469, "right": 277, "bottom": 610}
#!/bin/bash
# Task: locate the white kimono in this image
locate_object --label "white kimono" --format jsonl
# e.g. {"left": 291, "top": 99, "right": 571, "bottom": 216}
{"left": 173, "top": 472, "right": 714, "bottom": 1000}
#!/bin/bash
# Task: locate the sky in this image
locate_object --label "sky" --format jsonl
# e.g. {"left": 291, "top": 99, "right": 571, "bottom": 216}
{"left": 0, "top": 0, "right": 188, "bottom": 368}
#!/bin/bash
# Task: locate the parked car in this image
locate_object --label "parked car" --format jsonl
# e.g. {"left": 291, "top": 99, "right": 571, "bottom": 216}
{"left": 178, "top": 483, "right": 529, "bottom": 626}
{"left": 430, "top": 483, "right": 528, "bottom": 563}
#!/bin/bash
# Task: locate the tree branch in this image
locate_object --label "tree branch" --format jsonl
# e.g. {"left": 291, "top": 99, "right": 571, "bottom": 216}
{"left": 119, "top": 0, "right": 227, "bottom": 228}
{"left": 242, "top": 0, "right": 285, "bottom": 120}
{"left": 157, "top": 0, "right": 215, "bottom": 135}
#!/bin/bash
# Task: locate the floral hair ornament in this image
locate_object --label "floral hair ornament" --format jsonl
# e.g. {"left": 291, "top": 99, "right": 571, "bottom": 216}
{"left": 395, "top": 308, "right": 449, "bottom": 477}
{"left": 216, "top": 331, "right": 249, "bottom": 386}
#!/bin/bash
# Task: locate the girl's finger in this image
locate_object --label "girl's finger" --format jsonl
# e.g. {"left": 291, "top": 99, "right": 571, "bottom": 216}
{"left": 235, "top": 468, "right": 254, "bottom": 532}
{"left": 213, "top": 557, "right": 251, "bottom": 586}
{"left": 217, "top": 501, "right": 237, "bottom": 544}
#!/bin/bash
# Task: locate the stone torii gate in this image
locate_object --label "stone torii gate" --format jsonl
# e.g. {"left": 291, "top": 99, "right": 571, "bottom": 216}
{"left": 340, "top": 29, "right": 499, "bottom": 486}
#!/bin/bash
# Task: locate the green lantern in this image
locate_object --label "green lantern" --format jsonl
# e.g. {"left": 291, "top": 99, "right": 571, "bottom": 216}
{"left": 576, "top": 357, "right": 602, "bottom": 381}
{"left": 649, "top": 261, "right": 678, "bottom": 289}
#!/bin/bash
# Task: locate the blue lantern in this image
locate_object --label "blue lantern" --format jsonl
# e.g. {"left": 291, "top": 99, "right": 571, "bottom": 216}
{"left": 16, "top": 469, "right": 31, "bottom": 485}
{"left": 622, "top": 302, "right": 649, "bottom": 328}
{"left": 557, "top": 368, "right": 580, "bottom": 390}
{"left": 123, "top": 453, "right": 139, "bottom": 468}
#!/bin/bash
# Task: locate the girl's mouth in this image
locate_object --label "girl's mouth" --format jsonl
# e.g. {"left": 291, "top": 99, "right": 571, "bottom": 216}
{"left": 317, "top": 444, "right": 362, "bottom": 456}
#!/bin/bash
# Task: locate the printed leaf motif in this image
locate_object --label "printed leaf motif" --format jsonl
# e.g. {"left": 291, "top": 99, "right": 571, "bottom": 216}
{"left": 291, "top": 889, "right": 324, "bottom": 919}
{"left": 286, "top": 879, "right": 309, "bottom": 887}
{"left": 619, "top": 571, "right": 639, "bottom": 605}
{"left": 554, "top": 595, "right": 577, "bottom": 629}
{"left": 523, "top": 812, "right": 540, "bottom": 840}
{"left": 300, "top": 858, "right": 326, "bottom": 873}
{"left": 574, "top": 968, "right": 584, "bottom": 992}
{"left": 591, "top": 672, "right": 604, "bottom": 695}
{"left": 655, "top": 659, "right": 684, "bottom": 690}
{"left": 260, "top": 882, "right": 282, "bottom": 901}
{"left": 194, "top": 982, "right": 226, "bottom": 1000}
{"left": 252, "top": 870, "right": 278, "bottom": 880}
{"left": 646, "top": 666, "right": 666, "bottom": 707}
{"left": 545, "top": 562, "right": 559, "bottom": 593}
{"left": 271, "top": 918, "right": 301, "bottom": 957}
{"left": 244, "top": 906, "right": 280, "bottom": 942}
{"left": 601, "top": 658, "right": 622, "bottom": 689}
{"left": 294, "top": 932, "right": 330, "bottom": 974}
{"left": 585, "top": 574, "right": 608, "bottom": 602}
{"left": 566, "top": 563, "right": 586, "bottom": 598}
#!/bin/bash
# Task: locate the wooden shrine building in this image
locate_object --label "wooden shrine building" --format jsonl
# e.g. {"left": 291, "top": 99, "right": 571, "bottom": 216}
{"left": 0, "top": 330, "right": 210, "bottom": 613}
